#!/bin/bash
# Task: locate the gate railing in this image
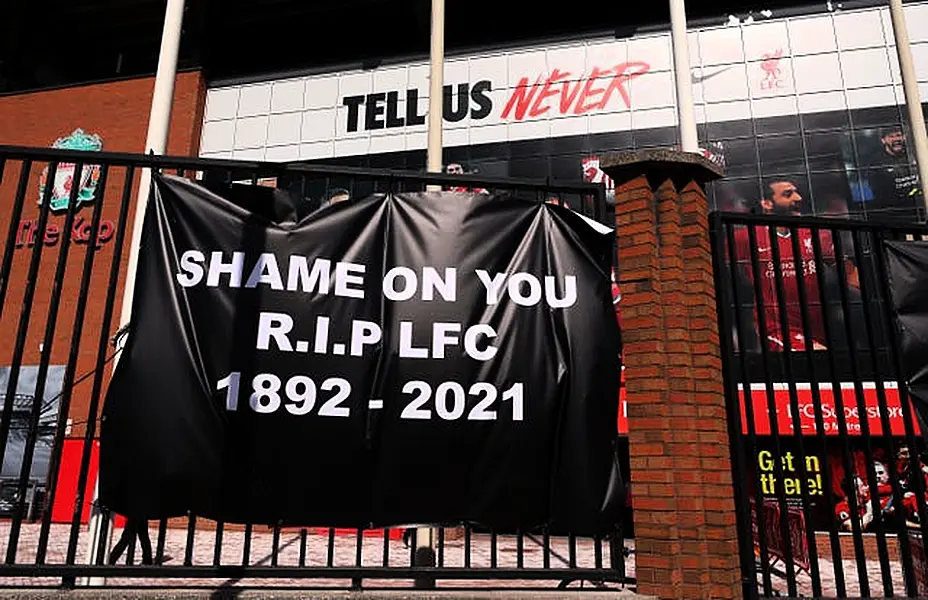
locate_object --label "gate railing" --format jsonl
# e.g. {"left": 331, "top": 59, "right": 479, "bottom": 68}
{"left": 710, "top": 210, "right": 928, "bottom": 599}
{"left": 0, "top": 145, "right": 630, "bottom": 590}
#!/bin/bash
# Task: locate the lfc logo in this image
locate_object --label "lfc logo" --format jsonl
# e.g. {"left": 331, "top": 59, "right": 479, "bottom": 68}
{"left": 38, "top": 129, "right": 104, "bottom": 212}
{"left": 760, "top": 49, "right": 785, "bottom": 91}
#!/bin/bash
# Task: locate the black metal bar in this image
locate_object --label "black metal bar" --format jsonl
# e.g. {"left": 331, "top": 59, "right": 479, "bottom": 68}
{"left": 95, "top": 507, "right": 111, "bottom": 566}
{"left": 355, "top": 529, "right": 363, "bottom": 567}
{"left": 808, "top": 225, "right": 871, "bottom": 596}
{"left": 490, "top": 532, "right": 497, "bottom": 568}
{"left": 727, "top": 222, "right": 773, "bottom": 596}
{"left": 850, "top": 227, "right": 919, "bottom": 596}
{"left": 543, "top": 528, "right": 550, "bottom": 570}
{"left": 7, "top": 158, "right": 84, "bottom": 563}
{"left": 241, "top": 524, "right": 252, "bottom": 566}
{"left": 871, "top": 229, "right": 928, "bottom": 596}
{"left": 271, "top": 524, "right": 281, "bottom": 567}
{"left": 830, "top": 227, "right": 895, "bottom": 596}
{"left": 717, "top": 210, "right": 928, "bottom": 233}
{"left": 126, "top": 530, "right": 136, "bottom": 565}
{"left": 184, "top": 513, "right": 197, "bottom": 566}
{"left": 156, "top": 518, "right": 168, "bottom": 565}
{"left": 568, "top": 534, "right": 577, "bottom": 569}
{"left": 0, "top": 563, "right": 634, "bottom": 581}
{"left": 0, "top": 159, "right": 32, "bottom": 322}
{"left": 517, "top": 532, "right": 524, "bottom": 569}
{"left": 299, "top": 529, "right": 307, "bottom": 567}
{"left": 788, "top": 223, "right": 846, "bottom": 597}
{"left": 464, "top": 526, "right": 471, "bottom": 569}
{"left": 0, "top": 162, "right": 57, "bottom": 509}
{"left": 0, "top": 145, "right": 603, "bottom": 197}
{"left": 711, "top": 214, "right": 761, "bottom": 600}
{"left": 65, "top": 165, "right": 136, "bottom": 566}
{"left": 437, "top": 528, "right": 444, "bottom": 568}
{"left": 745, "top": 223, "right": 797, "bottom": 597}
{"left": 327, "top": 528, "right": 335, "bottom": 567}
{"left": 768, "top": 225, "right": 822, "bottom": 596}
{"left": 35, "top": 164, "right": 110, "bottom": 564}
{"left": 382, "top": 529, "right": 390, "bottom": 567}
{"left": 213, "top": 521, "right": 224, "bottom": 566}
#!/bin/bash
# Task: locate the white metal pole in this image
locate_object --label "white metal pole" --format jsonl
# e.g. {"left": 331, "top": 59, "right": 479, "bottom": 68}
{"left": 669, "top": 0, "right": 699, "bottom": 153}
{"left": 889, "top": 0, "right": 928, "bottom": 215}
{"left": 425, "top": 0, "right": 445, "bottom": 189}
{"left": 82, "top": 0, "right": 187, "bottom": 584}
{"left": 413, "top": 0, "right": 444, "bottom": 583}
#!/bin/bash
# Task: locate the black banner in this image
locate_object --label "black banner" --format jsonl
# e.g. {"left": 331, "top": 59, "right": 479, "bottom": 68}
{"left": 883, "top": 240, "right": 928, "bottom": 431}
{"left": 99, "top": 175, "right": 622, "bottom": 535}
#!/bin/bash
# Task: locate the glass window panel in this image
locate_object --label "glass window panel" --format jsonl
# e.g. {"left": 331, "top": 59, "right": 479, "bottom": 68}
{"left": 712, "top": 177, "right": 761, "bottom": 213}
{"left": 809, "top": 170, "right": 855, "bottom": 216}
{"left": 758, "top": 135, "right": 806, "bottom": 176}
{"left": 714, "top": 138, "right": 759, "bottom": 178}
{"left": 802, "top": 109, "right": 850, "bottom": 131}
{"left": 753, "top": 114, "right": 800, "bottom": 136}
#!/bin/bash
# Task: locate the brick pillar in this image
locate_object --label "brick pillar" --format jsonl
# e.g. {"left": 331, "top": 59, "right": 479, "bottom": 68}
{"left": 600, "top": 150, "right": 742, "bottom": 600}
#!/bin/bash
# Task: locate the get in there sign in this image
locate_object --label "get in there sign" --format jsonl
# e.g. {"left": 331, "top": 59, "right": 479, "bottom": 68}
{"left": 100, "top": 175, "right": 622, "bottom": 535}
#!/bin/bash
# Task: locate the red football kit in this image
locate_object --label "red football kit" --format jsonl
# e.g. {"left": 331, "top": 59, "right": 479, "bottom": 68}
{"left": 732, "top": 226, "right": 837, "bottom": 351}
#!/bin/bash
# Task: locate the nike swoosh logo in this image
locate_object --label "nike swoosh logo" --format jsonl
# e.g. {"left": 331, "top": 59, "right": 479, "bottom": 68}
{"left": 692, "top": 65, "right": 736, "bottom": 84}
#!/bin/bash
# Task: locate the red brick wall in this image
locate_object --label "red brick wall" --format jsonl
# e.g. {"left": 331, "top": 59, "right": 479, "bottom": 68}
{"left": 0, "top": 72, "right": 207, "bottom": 437}
{"left": 0, "top": 72, "right": 206, "bottom": 155}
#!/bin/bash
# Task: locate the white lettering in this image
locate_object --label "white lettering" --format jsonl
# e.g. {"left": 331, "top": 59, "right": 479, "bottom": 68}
{"left": 287, "top": 256, "right": 331, "bottom": 293}
{"left": 350, "top": 321, "right": 382, "bottom": 356}
{"left": 314, "top": 316, "right": 330, "bottom": 353}
{"left": 335, "top": 262, "right": 366, "bottom": 299}
{"left": 544, "top": 275, "right": 577, "bottom": 308}
{"left": 207, "top": 251, "right": 245, "bottom": 288}
{"left": 464, "top": 324, "right": 498, "bottom": 361}
{"left": 476, "top": 270, "right": 507, "bottom": 305}
{"left": 383, "top": 267, "right": 418, "bottom": 301}
{"left": 176, "top": 250, "right": 205, "bottom": 287}
{"left": 256, "top": 312, "right": 293, "bottom": 351}
{"left": 432, "top": 323, "right": 461, "bottom": 359}
{"left": 508, "top": 273, "right": 542, "bottom": 306}
{"left": 398, "top": 322, "right": 429, "bottom": 358}
{"left": 245, "top": 253, "right": 284, "bottom": 290}
{"left": 422, "top": 267, "right": 457, "bottom": 301}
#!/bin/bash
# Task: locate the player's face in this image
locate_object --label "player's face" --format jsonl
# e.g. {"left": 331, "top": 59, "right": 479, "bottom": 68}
{"left": 762, "top": 182, "right": 803, "bottom": 215}
{"left": 875, "top": 462, "right": 889, "bottom": 485}
{"left": 882, "top": 130, "right": 906, "bottom": 156}
{"left": 898, "top": 446, "right": 911, "bottom": 467}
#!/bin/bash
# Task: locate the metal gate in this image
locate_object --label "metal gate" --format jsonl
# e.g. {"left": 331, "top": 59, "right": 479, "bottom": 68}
{"left": 0, "top": 145, "right": 632, "bottom": 591}
{"left": 710, "top": 210, "right": 928, "bottom": 598}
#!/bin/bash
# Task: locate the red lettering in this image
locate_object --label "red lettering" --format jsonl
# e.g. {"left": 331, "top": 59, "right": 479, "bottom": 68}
{"left": 574, "top": 67, "right": 611, "bottom": 115}
{"left": 15, "top": 220, "right": 33, "bottom": 247}
{"left": 72, "top": 216, "right": 90, "bottom": 243}
{"left": 44, "top": 224, "right": 59, "bottom": 245}
{"left": 503, "top": 61, "right": 652, "bottom": 121}
{"left": 559, "top": 79, "right": 584, "bottom": 114}
{"left": 501, "top": 76, "right": 541, "bottom": 120}
{"left": 600, "top": 62, "right": 650, "bottom": 111}
{"left": 97, "top": 220, "right": 115, "bottom": 248}
{"left": 528, "top": 69, "right": 570, "bottom": 118}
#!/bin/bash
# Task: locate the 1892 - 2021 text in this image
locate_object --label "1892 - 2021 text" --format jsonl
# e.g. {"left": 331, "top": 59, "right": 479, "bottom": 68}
{"left": 216, "top": 372, "right": 525, "bottom": 422}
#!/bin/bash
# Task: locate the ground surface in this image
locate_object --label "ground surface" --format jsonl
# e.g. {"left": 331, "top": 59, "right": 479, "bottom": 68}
{"left": 0, "top": 523, "right": 909, "bottom": 596}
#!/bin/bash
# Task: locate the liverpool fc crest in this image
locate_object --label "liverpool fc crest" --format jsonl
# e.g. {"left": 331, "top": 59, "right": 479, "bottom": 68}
{"left": 38, "top": 129, "right": 104, "bottom": 212}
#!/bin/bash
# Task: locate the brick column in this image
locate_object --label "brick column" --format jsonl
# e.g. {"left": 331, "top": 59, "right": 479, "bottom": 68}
{"left": 600, "top": 150, "right": 742, "bottom": 599}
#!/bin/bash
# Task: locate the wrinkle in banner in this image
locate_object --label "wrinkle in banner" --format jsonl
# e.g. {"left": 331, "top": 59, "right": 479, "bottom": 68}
{"left": 99, "top": 175, "right": 621, "bottom": 535}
